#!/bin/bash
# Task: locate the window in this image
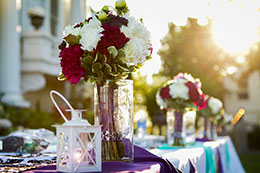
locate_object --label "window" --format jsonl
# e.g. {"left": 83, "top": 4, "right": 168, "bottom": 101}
{"left": 238, "top": 92, "right": 248, "bottom": 100}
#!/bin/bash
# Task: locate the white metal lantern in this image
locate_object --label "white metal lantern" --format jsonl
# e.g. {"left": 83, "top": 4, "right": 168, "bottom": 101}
{"left": 50, "top": 90, "right": 102, "bottom": 172}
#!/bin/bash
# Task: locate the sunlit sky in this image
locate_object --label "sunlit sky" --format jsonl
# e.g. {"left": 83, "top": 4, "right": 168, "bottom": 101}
{"left": 87, "top": 0, "right": 260, "bottom": 81}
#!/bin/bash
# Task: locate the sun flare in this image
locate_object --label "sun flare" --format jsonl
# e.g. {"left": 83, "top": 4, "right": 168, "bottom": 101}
{"left": 211, "top": 1, "right": 260, "bottom": 55}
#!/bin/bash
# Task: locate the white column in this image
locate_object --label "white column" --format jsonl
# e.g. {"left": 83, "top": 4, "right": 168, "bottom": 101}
{"left": 57, "top": 0, "right": 64, "bottom": 38}
{"left": 70, "top": 0, "right": 85, "bottom": 24}
{"left": 0, "top": 0, "right": 30, "bottom": 107}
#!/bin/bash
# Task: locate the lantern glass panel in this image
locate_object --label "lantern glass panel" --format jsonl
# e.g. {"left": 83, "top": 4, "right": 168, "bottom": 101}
{"left": 58, "top": 130, "right": 70, "bottom": 168}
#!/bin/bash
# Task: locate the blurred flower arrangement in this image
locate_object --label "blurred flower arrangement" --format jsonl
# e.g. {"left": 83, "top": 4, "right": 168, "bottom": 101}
{"left": 58, "top": 0, "right": 152, "bottom": 85}
{"left": 197, "top": 96, "right": 224, "bottom": 118}
{"left": 196, "top": 96, "right": 225, "bottom": 139}
{"left": 156, "top": 73, "right": 206, "bottom": 112}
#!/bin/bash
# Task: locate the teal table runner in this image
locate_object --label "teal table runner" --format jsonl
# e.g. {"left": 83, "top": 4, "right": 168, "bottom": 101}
{"left": 158, "top": 142, "right": 216, "bottom": 173}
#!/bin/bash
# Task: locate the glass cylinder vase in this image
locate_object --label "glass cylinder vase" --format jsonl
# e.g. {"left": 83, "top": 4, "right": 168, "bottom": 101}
{"left": 203, "top": 117, "right": 211, "bottom": 139}
{"left": 94, "top": 80, "right": 134, "bottom": 162}
{"left": 210, "top": 121, "right": 217, "bottom": 140}
{"left": 167, "top": 109, "right": 196, "bottom": 146}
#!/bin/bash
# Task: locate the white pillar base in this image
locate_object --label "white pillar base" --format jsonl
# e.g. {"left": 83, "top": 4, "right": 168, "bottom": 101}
{"left": 1, "top": 93, "right": 30, "bottom": 108}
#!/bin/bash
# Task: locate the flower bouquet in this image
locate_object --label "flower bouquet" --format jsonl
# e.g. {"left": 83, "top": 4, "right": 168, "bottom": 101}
{"left": 197, "top": 96, "right": 224, "bottom": 139}
{"left": 57, "top": 0, "right": 152, "bottom": 161}
{"left": 215, "top": 112, "right": 232, "bottom": 135}
{"left": 156, "top": 73, "right": 205, "bottom": 146}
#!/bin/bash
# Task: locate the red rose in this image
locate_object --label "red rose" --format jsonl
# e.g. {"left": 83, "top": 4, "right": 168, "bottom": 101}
{"left": 160, "top": 86, "right": 171, "bottom": 99}
{"left": 185, "top": 81, "right": 206, "bottom": 109}
{"left": 59, "top": 44, "right": 84, "bottom": 84}
{"left": 96, "top": 24, "right": 130, "bottom": 58}
{"left": 196, "top": 93, "right": 206, "bottom": 110}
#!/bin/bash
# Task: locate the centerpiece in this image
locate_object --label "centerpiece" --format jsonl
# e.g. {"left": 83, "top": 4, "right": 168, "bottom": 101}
{"left": 196, "top": 96, "right": 224, "bottom": 140}
{"left": 57, "top": 0, "right": 152, "bottom": 161}
{"left": 156, "top": 73, "right": 205, "bottom": 146}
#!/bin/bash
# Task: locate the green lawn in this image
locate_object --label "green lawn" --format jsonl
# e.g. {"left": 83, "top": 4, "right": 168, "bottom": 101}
{"left": 239, "top": 152, "right": 260, "bottom": 173}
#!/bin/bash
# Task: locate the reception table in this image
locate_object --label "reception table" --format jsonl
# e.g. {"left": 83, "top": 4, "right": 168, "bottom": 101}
{"left": 150, "top": 136, "right": 245, "bottom": 173}
{"left": 0, "top": 136, "right": 244, "bottom": 173}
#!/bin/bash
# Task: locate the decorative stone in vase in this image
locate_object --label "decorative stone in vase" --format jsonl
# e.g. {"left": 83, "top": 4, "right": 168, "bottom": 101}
{"left": 94, "top": 80, "right": 134, "bottom": 161}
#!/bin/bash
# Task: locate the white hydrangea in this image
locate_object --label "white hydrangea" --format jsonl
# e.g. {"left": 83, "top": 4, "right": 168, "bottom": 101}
{"left": 120, "top": 14, "right": 151, "bottom": 66}
{"left": 183, "top": 73, "right": 196, "bottom": 83}
{"left": 79, "top": 15, "right": 104, "bottom": 51}
{"left": 169, "top": 82, "right": 189, "bottom": 100}
{"left": 174, "top": 78, "right": 188, "bottom": 84}
{"left": 122, "top": 37, "right": 149, "bottom": 66}
{"left": 63, "top": 24, "right": 81, "bottom": 37}
{"left": 208, "top": 97, "right": 223, "bottom": 114}
{"left": 121, "top": 15, "right": 151, "bottom": 45}
{"left": 156, "top": 92, "right": 167, "bottom": 109}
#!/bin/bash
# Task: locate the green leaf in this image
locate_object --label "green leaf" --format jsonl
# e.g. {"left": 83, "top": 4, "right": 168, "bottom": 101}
{"left": 82, "top": 55, "right": 94, "bottom": 65}
{"left": 57, "top": 72, "right": 66, "bottom": 81}
{"left": 98, "top": 53, "right": 107, "bottom": 63}
{"left": 64, "top": 34, "right": 79, "bottom": 45}
{"left": 117, "top": 49, "right": 126, "bottom": 58}
{"left": 122, "top": 72, "right": 129, "bottom": 77}
{"left": 117, "top": 65, "right": 129, "bottom": 72}
{"left": 118, "top": 59, "right": 126, "bottom": 65}
{"left": 129, "top": 66, "right": 136, "bottom": 72}
{"left": 92, "top": 63, "right": 102, "bottom": 72}
{"left": 102, "top": 6, "right": 110, "bottom": 13}
{"left": 146, "top": 55, "right": 152, "bottom": 60}
{"left": 94, "top": 52, "right": 99, "bottom": 63}
{"left": 107, "top": 46, "right": 118, "bottom": 59}
{"left": 112, "top": 64, "right": 118, "bottom": 72}
{"left": 110, "top": 72, "right": 120, "bottom": 77}
{"left": 104, "top": 63, "right": 112, "bottom": 74}
{"left": 89, "top": 76, "right": 95, "bottom": 83}
{"left": 96, "top": 71, "right": 104, "bottom": 78}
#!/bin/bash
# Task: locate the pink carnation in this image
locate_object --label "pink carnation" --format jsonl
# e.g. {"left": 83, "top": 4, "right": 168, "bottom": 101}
{"left": 173, "top": 73, "right": 185, "bottom": 80}
{"left": 59, "top": 44, "right": 84, "bottom": 84}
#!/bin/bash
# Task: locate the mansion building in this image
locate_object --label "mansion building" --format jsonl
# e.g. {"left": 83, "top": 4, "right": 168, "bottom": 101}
{"left": 0, "top": 0, "right": 87, "bottom": 110}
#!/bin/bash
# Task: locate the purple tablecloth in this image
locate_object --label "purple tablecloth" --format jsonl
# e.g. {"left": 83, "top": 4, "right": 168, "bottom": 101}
{"left": 24, "top": 145, "right": 179, "bottom": 173}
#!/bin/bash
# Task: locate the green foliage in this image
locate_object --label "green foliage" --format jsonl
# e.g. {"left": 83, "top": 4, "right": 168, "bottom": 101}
{"left": 3, "top": 104, "right": 63, "bottom": 132}
{"left": 81, "top": 46, "right": 136, "bottom": 84}
{"left": 115, "top": 0, "right": 129, "bottom": 16}
{"left": 246, "top": 43, "right": 260, "bottom": 73}
{"left": 64, "top": 34, "right": 80, "bottom": 45}
{"left": 197, "top": 106, "right": 213, "bottom": 118}
{"left": 158, "top": 18, "right": 237, "bottom": 98}
{"left": 164, "top": 98, "right": 196, "bottom": 112}
{"left": 133, "top": 74, "right": 166, "bottom": 118}
{"left": 58, "top": 72, "right": 66, "bottom": 81}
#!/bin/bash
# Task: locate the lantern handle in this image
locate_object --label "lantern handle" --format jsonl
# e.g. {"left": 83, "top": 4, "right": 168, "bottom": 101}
{"left": 50, "top": 90, "right": 74, "bottom": 122}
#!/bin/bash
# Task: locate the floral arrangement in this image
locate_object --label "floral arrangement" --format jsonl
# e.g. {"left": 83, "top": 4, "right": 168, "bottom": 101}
{"left": 156, "top": 73, "right": 206, "bottom": 112}
{"left": 216, "top": 113, "right": 232, "bottom": 126}
{"left": 58, "top": 0, "right": 152, "bottom": 84}
{"left": 197, "top": 96, "right": 224, "bottom": 118}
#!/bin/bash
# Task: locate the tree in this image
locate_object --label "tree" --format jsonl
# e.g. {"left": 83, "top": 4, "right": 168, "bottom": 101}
{"left": 246, "top": 43, "right": 260, "bottom": 73}
{"left": 158, "top": 18, "right": 236, "bottom": 98}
